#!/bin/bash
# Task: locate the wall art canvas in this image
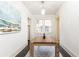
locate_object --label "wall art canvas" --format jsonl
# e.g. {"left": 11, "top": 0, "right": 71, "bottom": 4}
{"left": 0, "top": 2, "right": 21, "bottom": 34}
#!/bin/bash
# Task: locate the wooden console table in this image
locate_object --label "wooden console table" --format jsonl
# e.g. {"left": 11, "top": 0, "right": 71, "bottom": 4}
{"left": 30, "top": 37, "right": 60, "bottom": 57}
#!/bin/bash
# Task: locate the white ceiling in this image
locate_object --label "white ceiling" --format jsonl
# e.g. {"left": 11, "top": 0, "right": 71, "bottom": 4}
{"left": 23, "top": 1, "right": 64, "bottom": 15}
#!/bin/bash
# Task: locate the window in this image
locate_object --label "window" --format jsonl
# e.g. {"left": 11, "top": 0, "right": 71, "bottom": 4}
{"left": 36, "top": 20, "right": 52, "bottom": 33}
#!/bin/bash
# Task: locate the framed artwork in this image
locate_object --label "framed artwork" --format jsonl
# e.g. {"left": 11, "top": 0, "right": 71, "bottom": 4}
{"left": 0, "top": 2, "right": 21, "bottom": 34}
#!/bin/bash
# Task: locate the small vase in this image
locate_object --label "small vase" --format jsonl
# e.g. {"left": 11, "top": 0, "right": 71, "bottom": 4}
{"left": 43, "top": 33, "right": 46, "bottom": 39}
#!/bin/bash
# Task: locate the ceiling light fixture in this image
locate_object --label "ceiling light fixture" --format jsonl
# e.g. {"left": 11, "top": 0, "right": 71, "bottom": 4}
{"left": 41, "top": 8, "right": 46, "bottom": 15}
{"left": 41, "top": 1, "right": 46, "bottom": 15}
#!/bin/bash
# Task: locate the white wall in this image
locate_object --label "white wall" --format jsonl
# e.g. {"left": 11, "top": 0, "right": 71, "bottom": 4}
{"left": 58, "top": 2, "right": 79, "bottom": 56}
{"left": 31, "top": 15, "right": 57, "bottom": 39}
{"left": 0, "top": 2, "right": 33, "bottom": 57}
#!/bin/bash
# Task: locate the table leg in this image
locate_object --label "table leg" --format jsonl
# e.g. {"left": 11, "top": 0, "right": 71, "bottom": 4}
{"left": 55, "top": 44, "right": 60, "bottom": 57}
{"left": 30, "top": 43, "right": 34, "bottom": 57}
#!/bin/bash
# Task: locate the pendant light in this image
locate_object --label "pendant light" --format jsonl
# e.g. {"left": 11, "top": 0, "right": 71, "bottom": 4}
{"left": 41, "top": 1, "right": 46, "bottom": 15}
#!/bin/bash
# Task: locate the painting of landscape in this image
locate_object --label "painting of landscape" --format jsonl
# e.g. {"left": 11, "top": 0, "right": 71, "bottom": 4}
{"left": 0, "top": 2, "right": 21, "bottom": 34}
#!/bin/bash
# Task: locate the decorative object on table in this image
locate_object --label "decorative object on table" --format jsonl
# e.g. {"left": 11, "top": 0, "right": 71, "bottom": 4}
{"left": 43, "top": 33, "right": 46, "bottom": 39}
{"left": 0, "top": 2, "right": 21, "bottom": 34}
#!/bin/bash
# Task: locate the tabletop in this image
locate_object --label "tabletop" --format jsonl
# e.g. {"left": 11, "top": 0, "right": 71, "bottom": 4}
{"left": 30, "top": 36, "right": 59, "bottom": 44}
